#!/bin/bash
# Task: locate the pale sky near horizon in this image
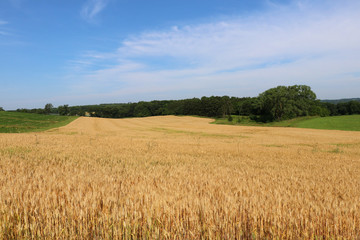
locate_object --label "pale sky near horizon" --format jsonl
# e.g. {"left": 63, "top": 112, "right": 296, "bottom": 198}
{"left": 1, "top": 0, "right": 360, "bottom": 110}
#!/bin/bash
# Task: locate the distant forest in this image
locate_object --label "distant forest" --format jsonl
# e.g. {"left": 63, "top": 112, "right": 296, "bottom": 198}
{"left": 321, "top": 98, "right": 360, "bottom": 104}
{"left": 15, "top": 85, "right": 360, "bottom": 122}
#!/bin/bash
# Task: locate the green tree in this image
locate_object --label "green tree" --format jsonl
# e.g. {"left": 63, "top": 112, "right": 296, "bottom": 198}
{"left": 0, "top": 107, "right": 4, "bottom": 111}
{"left": 221, "top": 96, "right": 233, "bottom": 118}
{"left": 201, "top": 96, "right": 223, "bottom": 117}
{"left": 258, "top": 85, "right": 319, "bottom": 122}
{"left": 44, "top": 103, "right": 53, "bottom": 115}
{"left": 182, "top": 98, "right": 202, "bottom": 115}
{"left": 58, "top": 104, "right": 70, "bottom": 116}
{"left": 347, "top": 101, "right": 360, "bottom": 114}
{"left": 134, "top": 102, "right": 152, "bottom": 117}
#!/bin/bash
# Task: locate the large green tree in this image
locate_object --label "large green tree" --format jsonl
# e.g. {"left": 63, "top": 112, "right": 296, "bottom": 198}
{"left": 258, "top": 85, "right": 320, "bottom": 122}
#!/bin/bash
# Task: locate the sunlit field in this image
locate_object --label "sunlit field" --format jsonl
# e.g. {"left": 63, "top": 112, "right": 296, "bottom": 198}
{"left": 0, "top": 116, "right": 359, "bottom": 239}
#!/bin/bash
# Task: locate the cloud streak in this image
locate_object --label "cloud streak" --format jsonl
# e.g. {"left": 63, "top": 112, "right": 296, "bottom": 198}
{"left": 81, "top": 0, "right": 109, "bottom": 23}
{"left": 70, "top": 0, "right": 360, "bottom": 102}
{"left": 0, "top": 20, "right": 10, "bottom": 37}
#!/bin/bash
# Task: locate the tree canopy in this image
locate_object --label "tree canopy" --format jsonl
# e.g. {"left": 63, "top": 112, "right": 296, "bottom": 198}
{"left": 58, "top": 105, "right": 70, "bottom": 116}
{"left": 44, "top": 103, "right": 54, "bottom": 115}
{"left": 257, "top": 85, "right": 324, "bottom": 122}
{"left": 15, "top": 85, "right": 358, "bottom": 122}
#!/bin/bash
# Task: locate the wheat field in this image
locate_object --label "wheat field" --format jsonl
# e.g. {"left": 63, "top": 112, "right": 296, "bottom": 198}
{"left": 0, "top": 116, "right": 359, "bottom": 239}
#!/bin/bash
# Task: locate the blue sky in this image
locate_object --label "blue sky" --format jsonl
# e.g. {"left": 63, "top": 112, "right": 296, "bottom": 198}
{"left": 1, "top": 0, "right": 360, "bottom": 110}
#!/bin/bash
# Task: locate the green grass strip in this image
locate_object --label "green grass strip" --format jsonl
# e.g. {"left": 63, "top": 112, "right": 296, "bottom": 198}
{"left": 213, "top": 115, "right": 360, "bottom": 131}
{"left": 0, "top": 112, "right": 78, "bottom": 133}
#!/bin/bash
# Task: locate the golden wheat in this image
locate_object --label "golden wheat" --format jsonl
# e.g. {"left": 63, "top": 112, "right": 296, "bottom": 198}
{"left": 0, "top": 116, "right": 359, "bottom": 239}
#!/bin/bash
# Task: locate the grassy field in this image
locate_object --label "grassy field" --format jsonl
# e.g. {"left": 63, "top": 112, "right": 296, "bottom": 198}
{"left": 0, "top": 111, "right": 78, "bottom": 133}
{"left": 295, "top": 115, "right": 360, "bottom": 131}
{"left": 213, "top": 114, "right": 360, "bottom": 131}
{"left": 0, "top": 116, "right": 360, "bottom": 239}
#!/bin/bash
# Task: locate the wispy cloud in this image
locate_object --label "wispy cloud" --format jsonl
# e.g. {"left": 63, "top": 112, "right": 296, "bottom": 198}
{"left": 0, "top": 31, "right": 10, "bottom": 36}
{"left": 0, "top": 20, "right": 10, "bottom": 37}
{"left": 70, "top": 0, "right": 360, "bottom": 102}
{"left": 81, "top": 0, "right": 109, "bottom": 23}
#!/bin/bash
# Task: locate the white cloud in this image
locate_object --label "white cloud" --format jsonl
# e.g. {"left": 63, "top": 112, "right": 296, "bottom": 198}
{"left": 70, "top": 0, "right": 360, "bottom": 102}
{"left": 81, "top": 0, "right": 109, "bottom": 23}
{"left": 0, "top": 20, "right": 10, "bottom": 36}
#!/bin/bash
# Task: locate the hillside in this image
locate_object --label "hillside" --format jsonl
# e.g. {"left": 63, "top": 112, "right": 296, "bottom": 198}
{"left": 0, "top": 111, "right": 78, "bottom": 133}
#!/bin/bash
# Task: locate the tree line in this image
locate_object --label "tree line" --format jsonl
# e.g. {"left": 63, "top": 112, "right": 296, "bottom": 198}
{"left": 13, "top": 85, "right": 360, "bottom": 122}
